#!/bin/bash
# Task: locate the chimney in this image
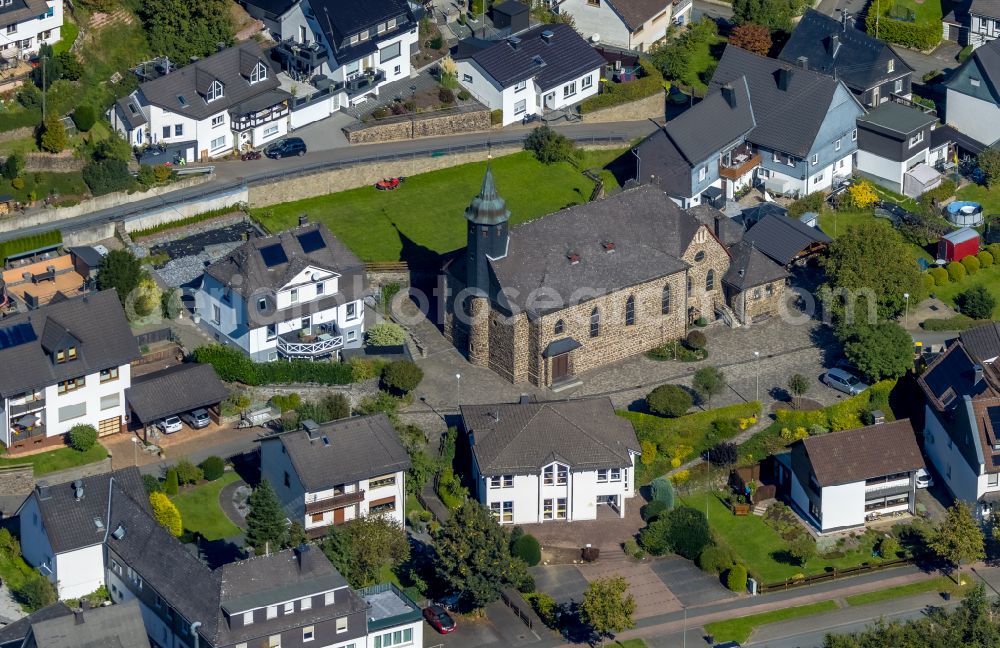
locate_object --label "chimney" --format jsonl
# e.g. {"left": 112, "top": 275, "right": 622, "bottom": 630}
{"left": 298, "top": 214, "right": 309, "bottom": 226}
{"left": 541, "top": 29, "right": 554, "bottom": 43}
{"left": 777, "top": 68, "right": 792, "bottom": 91}
{"left": 74, "top": 609, "right": 85, "bottom": 625}
{"left": 507, "top": 36, "right": 521, "bottom": 49}
{"left": 73, "top": 479, "right": 84, "bottom": 501}
{"left": 302, "top": 419, "right": 320, "bottom": 440}
{"left": 519, "top": 394, "right": 531, "bottom": 404}
{"left": 975, "top": 364, "right": 985, "bottom": 385}
{"left": 294, "top": 544, "right": 310, "bottom": 571}
{"left": 217, "top": 41, "right": 226, "bottom": 52}
{"left": 796, "top": 56, "right": 808, "bottom": 69}
{"left": 721, "top": 83, "right": 736, "bottom": 108}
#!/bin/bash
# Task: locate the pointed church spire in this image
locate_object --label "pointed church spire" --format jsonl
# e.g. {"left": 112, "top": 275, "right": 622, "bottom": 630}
{"left": 465, "top": 162, "right": 510, "bottom": 225}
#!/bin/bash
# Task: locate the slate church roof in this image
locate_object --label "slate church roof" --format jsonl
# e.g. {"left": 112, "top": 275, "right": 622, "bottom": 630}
{"left": 461, "top": 397, "right": 640, "bottom": 475}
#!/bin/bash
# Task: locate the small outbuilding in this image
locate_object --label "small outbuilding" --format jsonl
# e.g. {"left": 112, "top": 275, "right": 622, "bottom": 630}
{"left": 938, "top": 227, "right": 980, "bottom": 263}
{"left": 125, "top": 363, "right": 228, "bottom": 439}
{"left": 492, "top": 0, "right": 530, "bottom": 33}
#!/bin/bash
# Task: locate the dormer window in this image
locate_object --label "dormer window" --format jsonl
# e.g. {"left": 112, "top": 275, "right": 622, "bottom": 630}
{"left": 359, "top": 30, "right": 369, "bottom": 41}
{"left": 56, "top": 347, "right": 77, "bottom": 364}
{"left": 250, "top": 61, "right": 267, "bottom": 84}
{"left": 350, "top": 34, "right": 358, "bottom": 45}
{"left": 887, "top": 59, "right": 894, "bottom": 73}
{"left": 207, "top": 80, "right": 224, "bottom": 102}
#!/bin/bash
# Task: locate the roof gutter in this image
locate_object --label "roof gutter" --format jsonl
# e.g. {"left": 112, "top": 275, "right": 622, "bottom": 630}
{"left": 103, "top": 476, "right": 114, "bottom": 544}
{"left": 191, "top": 621, "right": 202, "bottom": 648}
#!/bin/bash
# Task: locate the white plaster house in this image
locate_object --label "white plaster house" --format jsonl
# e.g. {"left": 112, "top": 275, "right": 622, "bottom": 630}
{"left": 196, "top": 221, "right": 367, "bottom": 362}
{"left": 783, "top": 419, "right": 924, "bottom": 533}
{"left": 17, "top": 467, "right": 148, "bottom": 599}
{"left": 0, "top": 290, "right": 139, "bottom": 453}
{"left": 260, "top": 414, "right": 411, "bottom": 534}
{"left": 918, "top": 338, "right": 1000, "bottom": 519}
{"left": 0, "top": 0, "right": 62, "bottom": 59}
{"left": 249, "top": 0, "right": 418, "bottom": 107}
{"left": 455, "top": 24, "right": 605, "bottom": 126}
{"left": 555, "top": 0, "right": 692, "bottom": 50}
{"left": 110, "top": 41, "right": 290, "bottom": 161}
{"left": 944, "top": 37, "right": 1000, "bottom": 147}
{"left": 461, "top": 397, "right": 640, "bottom": 524}
{"left": 855, "top": 101, "right": 950, "bottom": 196}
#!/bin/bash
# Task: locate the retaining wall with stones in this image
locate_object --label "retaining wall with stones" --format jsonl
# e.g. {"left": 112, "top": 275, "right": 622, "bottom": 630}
{"left": 582, "top": 93, "right": 664, "bottom": 124}
{"left": 25, "top": 151, "right": 86, "bottom": 172}
{"left": 343, "top": 106, "right": 491, "bottom": 144}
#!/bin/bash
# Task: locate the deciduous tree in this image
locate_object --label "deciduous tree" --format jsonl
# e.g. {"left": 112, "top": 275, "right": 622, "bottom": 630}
{"left": 839, "top": 322, "right": 913, "bottom": 381}
{"left": 978, "top": 147, "right": 1000, "bottom": 188}
{"left": 139, "top": 0, "right": 235, "bottom": 64}
{"left": 930, "top": 501, "right": 984, "bottom": 573}
{"left": 693, "top": 366, "right": 726, "bottom": 405}
{"left": 788, "top": 373, "right": 810, "bottom": 406}
{"left": 647, "top": 384, "right": 693, "bottom": 417}
{"left": 321, "top": 514, "right": 410, "bottom": 587}
{"left": 580, "top": 576, "right": 636, "bottom": 645}
{"left": 728, "top": 23, "right": 772, "bottom": 55}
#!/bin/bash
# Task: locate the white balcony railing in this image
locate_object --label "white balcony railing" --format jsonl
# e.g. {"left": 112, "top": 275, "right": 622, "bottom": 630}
{"left": 276, "top": 334, "right": 344, "bottom": 358}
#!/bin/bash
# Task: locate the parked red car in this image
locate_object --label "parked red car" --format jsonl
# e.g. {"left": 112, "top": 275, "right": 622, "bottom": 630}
{"left": 423, "top": 604, "right": 457, "bottom": 634}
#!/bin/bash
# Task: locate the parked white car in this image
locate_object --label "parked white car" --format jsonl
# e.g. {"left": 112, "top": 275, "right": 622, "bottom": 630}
{"left": 157, "top": 416, "right": 183, "bottom": 434}
{"left": 916, "top": 468, "right": 933, "bottom": 489}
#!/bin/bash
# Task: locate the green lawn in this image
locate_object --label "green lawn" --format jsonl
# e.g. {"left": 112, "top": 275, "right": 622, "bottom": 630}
{"left": 932, "top": 262, "right": 1000, "bottom": 319}
{"left": 171, "top": 472, "right": 242, "bottom": 541}
{"left": 680, "top": 493, "right": 888, "bottom": 582}
{"left": 818, "top": 205, "right": 932, "bottom": 263}
{"left": 619, "top": 402, "right": 761, "bottom": 485}
{"left": 684, "top": 36, "right": 725, "bottom": 92}
{"left": 704, "top": 600, "right": 840, "bottom": 644}
{"left": 54, "top": 19, "right": 79, "bottom": 56}
{"left": 844, "top": 576, "right": 957, "bottom": 606}
{"left": 0, "top": 171, "right": 89, "bottom": 203}
{"left": 956, "top": 183, "right": 1000, "bottom": 215}
{"left": 254, "top": 149, "right": 626, "bottom": 263}
{"left": 617, "top": 641, "right": 649, "bottom": 648}
{"left": 884, "top": 0, "right": 943, "bottom": 24}
{"left": 0, "top": 443, "right": 107, "bottom": 476}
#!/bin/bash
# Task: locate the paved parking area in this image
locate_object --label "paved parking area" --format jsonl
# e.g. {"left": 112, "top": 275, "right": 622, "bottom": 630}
{"left": 531, "top": 565, "right": 590, "bottom": 606}
{"left": 581, "top": 558, "right": 683, "bottom": 620}
{"left": 648, "top": 557, "right": 736, "bottom": 607}
{"left": 290, "top": 111, "right": 354, "bottom": 150}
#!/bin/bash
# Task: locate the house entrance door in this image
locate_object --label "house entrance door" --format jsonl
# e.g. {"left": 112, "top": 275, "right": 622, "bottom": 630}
{"left": 333, "top": 507, "right": 345, "bottom": 525}
{"left": 552, "top": 354, "right": 569, "bottom": 381}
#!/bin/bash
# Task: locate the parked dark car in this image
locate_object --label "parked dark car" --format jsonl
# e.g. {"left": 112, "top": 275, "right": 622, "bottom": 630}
{"left": 265, "top": 137, "right": 307, "bottom": 159}
{"left": 423, "top": 604, "right": 456, "bottom": 634}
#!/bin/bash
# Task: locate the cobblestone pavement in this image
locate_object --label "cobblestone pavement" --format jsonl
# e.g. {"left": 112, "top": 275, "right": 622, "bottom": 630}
{"left": 409, "top": 311, "right": 843, "bottom": 413}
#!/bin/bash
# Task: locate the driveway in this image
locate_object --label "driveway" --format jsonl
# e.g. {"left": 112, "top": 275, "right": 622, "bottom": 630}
{"left": 290, "top": 111, "right": 354, "bottom": 151}
{"left": 649, "top": 557, "right": 737, "bottom": 607}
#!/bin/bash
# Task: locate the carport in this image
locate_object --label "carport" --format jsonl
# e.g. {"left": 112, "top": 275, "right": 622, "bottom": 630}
{"left": 125, "top": 363, "right": 228, "bottom": 441}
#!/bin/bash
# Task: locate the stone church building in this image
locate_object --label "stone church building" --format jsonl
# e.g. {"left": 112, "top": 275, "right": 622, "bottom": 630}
{"left": 444, "top": 167, "right": 788, "bottom": 387}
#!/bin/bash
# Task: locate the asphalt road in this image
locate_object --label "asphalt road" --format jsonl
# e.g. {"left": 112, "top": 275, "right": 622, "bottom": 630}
{"left": 0, "top": 119, "right": 658, "bottom": 243}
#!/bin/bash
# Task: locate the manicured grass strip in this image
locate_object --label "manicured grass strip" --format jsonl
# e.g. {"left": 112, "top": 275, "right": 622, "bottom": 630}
{"left": 0, "top": 443, "right": 107, "bottom": 476}
{"left": 617, "top": 641, "right": 648, "bottom": 648}
{"left": 844, "top": 577, "right": 957, "bottom": 607}
{"left": 54, "top": 20, "right": 79, "bottom": 55}
{"left": 131, "top": 207, "right": 242, "bottom": 239}
{"left": 704, "top": 600, "right": 839, "bottom": 644}
{"left": 254, "top": 149, "right": 626, "bottom": 263}
{"left": 171, "top": 471, "right": 242, "bottom": 541}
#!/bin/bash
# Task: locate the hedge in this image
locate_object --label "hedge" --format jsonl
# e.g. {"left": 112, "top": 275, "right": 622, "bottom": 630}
{"left": 921, "top": 314, "right": 983, "bottom": 331}
{"left": 865, "top": 12, "right": 940, "bottom": 50}
{"left": 0, "top": 230, "right": 62, "bottom": 264}
{"left": 961, "top": 255, "right": 980, "bottom": 275}
{"left": 193, "top": 344, "right": 354, "bottom": 385}
{"left": 0, "top": 107, "right": 41, "bottom": 134}
{"left": 927, "top": 267, "right": 949, "bottom": 286}
{"left": 579, "top": 59, "right": 665, "bottom": 113}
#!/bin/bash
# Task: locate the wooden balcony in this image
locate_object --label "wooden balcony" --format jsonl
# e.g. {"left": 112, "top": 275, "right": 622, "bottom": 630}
{"left": 719, "top": 151, "right": 761, "bottom": 181}
{"left": 305, "top": 490, "right": 366, "bottom": 515}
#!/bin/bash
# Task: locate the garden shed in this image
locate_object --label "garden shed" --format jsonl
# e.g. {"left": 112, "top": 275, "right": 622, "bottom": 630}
{"left": 902, "top": 163, "right": 942, "bottom": 198}
{"left": 938, "top": 227, "right": 980, "bottom": 263}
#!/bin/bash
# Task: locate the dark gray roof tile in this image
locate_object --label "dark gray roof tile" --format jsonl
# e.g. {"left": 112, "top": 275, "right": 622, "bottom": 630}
{"left": 857, "top": 101, "right": 936, "bottom": 137}
{"left": 663, "top": 76, "right": 756, "bottom": 164}
{"left": 960, "top": 322, "right": 1000, "bottom": 362}
{"left": 687, "top": 204, "right": 746, "bottom": 247}
{"left": 0, "top": 602, "right": 72, "bottom": 647}
{"left": 0, "top": 290, "right": 140, "bottom": 397}
{"left": 723, "top": 241, "right": 789, "bottom": 290}
{"left": 310, "top": 0, "right": 413, "bottom": 51}
{"left": 261, "top": 414, "right": 411, "bottom": 491}
{"left": 125, "top": 363, "right": 229, "bottom": 424}
{"left": 461, "top": 397, "right": 640, "bottom": 475}
{"left": 606, "top": 0, "right": 675, "bottom": 29}
{"left": 455, "top": 23, "right": 604, "bottom": 90}
{"left": 741, "top": 212, "right": 831, "bottom": 265}
{"left": 971, "top": 0, "right": 1000, "bottom": 18}
{"left": 28, "top": 599, "right": 150, "bottom": 648}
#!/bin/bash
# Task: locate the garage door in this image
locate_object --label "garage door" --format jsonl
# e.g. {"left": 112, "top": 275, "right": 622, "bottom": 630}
{"left": 98, "top": 416, "right": 120, "bottom": 437}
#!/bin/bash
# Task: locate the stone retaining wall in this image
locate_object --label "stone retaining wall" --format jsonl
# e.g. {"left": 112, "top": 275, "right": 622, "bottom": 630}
{"left": 343, "top": 107, "right": 492, "bottom": 144}
{"left": 0, "top": 127, "right": 32, "bottom": 143}
{"left": 582, "top": 93, "right": 664, "bottom": 124}
{"left": 25, "top": 151, "right": 87, "bottom": 172}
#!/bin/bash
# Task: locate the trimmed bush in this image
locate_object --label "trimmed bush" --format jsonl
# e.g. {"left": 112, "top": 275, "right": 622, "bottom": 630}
{"left": 579, "top": 58, "right": 664, "bottom": 113}
{"left": 200, "top": 456, "right": 226, "bottom": 481}
{"left": 956, "top": 285, "right": 996, "bottom": 319}
{"left": 726, "top": 563, "right": 748, "bottom": 592}
{"left": 641, "top": 500, "right": 668, "bottom": 522}
{"left": 193, "top": 344, "right": 356, "bottom": 385}
{"left": 624, "top": 537, "right": 645, "bottom": 559}
{"left": 0, "top": 230, "right": 61, "bottom": 265}
{"left": 490, "top": 109, "right": 503, "bottom": 125}
{"left": 366, "top": 322, "right": 406, "bottom": 347}
{"left": 978, "top": 250, "right": 994, "bottom": 268}
{"left": 928, "top": 266, "right": 949, "bottom": 286}
{"left": 650, "top": 476, "right": 675, "bottom": 510}
{"left": 698, "top": 544, "right": 735, "bottom": 574}
{"left": 947, "top": 261, "right": 967, "bottom": 282}
{"left": 174, "top": 459, "right": 203, "bottom": 485}
{"left": 71, "top": 104, "right": 96, "bottom": 132}
{"left": 271, "top": 393, "right": 302, "bottom": 412}
{"left": 646, "top": 384, "right": 693, "bottom": 417}
{"left": 149, "top": 492, "right": 183, "bottom": 536}
{"left": 961, "top": 255, "right": 981, "bottom": 275}
{"left": 382, "top": 360, "right": 424, "bottom": 394}
{"left": 988, "top": 243, "right": 1000, "bottom": 261}
{"left": 68, "top": 424, "right": 98, "bottom": 452}
{"left": 865, "top": 11, "right": 940, "bottom": 49}
{"left": 164, "top": 468, "right": 179, "bottom": 495}
{"left": 639, "top": 517, "right": 672, "bottom": 555}
{"left": 922, "top": 273, "right": 935, "bottom": 292}
{"left": 142, "top": 474, "right": 163, "bottom": 494}
{"left": 665, "top": 506, "right": 712, "bottom": 560}
{"left": 512, "top": 533, "right": 542, "bottom": 566}
{"left": 686, "top": 330, "right": 707, "bottom": 350}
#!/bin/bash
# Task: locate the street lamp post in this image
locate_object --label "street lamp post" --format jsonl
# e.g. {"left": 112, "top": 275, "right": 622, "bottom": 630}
{"left": 753, "top": 351, "right": 760, "bottom": 402}
{"left": 903, "top": 292, "right": 910, "bottom": 329}
{"left": 455, "top": 373, "right": 462, "bottom": 406}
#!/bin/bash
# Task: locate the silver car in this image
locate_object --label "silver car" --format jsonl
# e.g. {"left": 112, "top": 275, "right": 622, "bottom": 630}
{"left": 822, "top": 367, "right": 869, "bottom": 395}
{"left": 181, "top": 408, "right": 211, "bottom": 429}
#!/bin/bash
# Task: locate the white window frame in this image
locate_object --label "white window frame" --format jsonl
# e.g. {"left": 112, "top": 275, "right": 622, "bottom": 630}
{"left": 211, "top": 114, "right": 225, "bottom": 127}
{"left": 489, "top": 476, "right": 501, "bottom": 489}
{"left": 514, "top": 99, "right": 526, "bottom": 115}
{"left": 263, "top": 124, "right": 279, "bottom": 138}
{"left": 852, "top": 128, "right": 858, "bottom": 141}
{"left": 909, "top": 131, "right": 924, "bottom": 148}
{"left": 514, "top": 79, "right": 526, "bottom": 92}
{"left": 210, "top": 135, "right": 226, "bottom": 150}
{"left": 810, "top": 154, "right": 818, "bottom": 165}
{"left": 581, "top": 75, "right": 593, "bottom": 89}
{"left": 207, "top": 80, "right": 224, "bottom": 102}
{"left": 243, "top": 611, "right": 253, "bottom": 625}
{"left": 563, "top": 81, "right": 577, "bottom": 98}
{"left": 266, "top": 605, "right": 277, "bottom": 620}
{"left": 336, "top": 617, "right": 348, "bottom": 633}
{"left": 698, "top": 167, "right": 707, "bottom": 181}
{"left": 463, "top": 73, "right": 473, "bottom": 83}
{"left": 895, "top": 78, "right": 903, "bottom": 94}
{"left": 834, "top": 138, "right": 841, "bottom": 151}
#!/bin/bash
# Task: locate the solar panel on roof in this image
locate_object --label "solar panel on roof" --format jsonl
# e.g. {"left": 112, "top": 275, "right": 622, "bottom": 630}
{"left": 0, "top": 322, "right": 36, "bottom": 350}
{"left": 259, "top": 243, "right": 288, "bottom": 268}
{"left": 297, "top": 230, "right": 326, "bottom": 254}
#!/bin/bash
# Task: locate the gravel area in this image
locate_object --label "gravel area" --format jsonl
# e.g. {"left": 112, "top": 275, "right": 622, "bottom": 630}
{"left": 155, "top": 241, "right": 243, "bottom": 288}
{"left": 0, "top": 585, "right": 24, "bottom": 624}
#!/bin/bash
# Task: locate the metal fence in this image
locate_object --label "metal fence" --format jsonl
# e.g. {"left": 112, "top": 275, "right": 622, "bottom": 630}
{"left": 134, "top": 328, "right": 173, "bottom": 347}
{"left": 758, "top": 557, "right": 912, "bottom": 594}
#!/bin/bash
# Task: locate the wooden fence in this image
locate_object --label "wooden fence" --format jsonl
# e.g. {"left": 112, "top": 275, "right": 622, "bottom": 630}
{"left": 758, "top": 557, "right": 911, "bottom": 594}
